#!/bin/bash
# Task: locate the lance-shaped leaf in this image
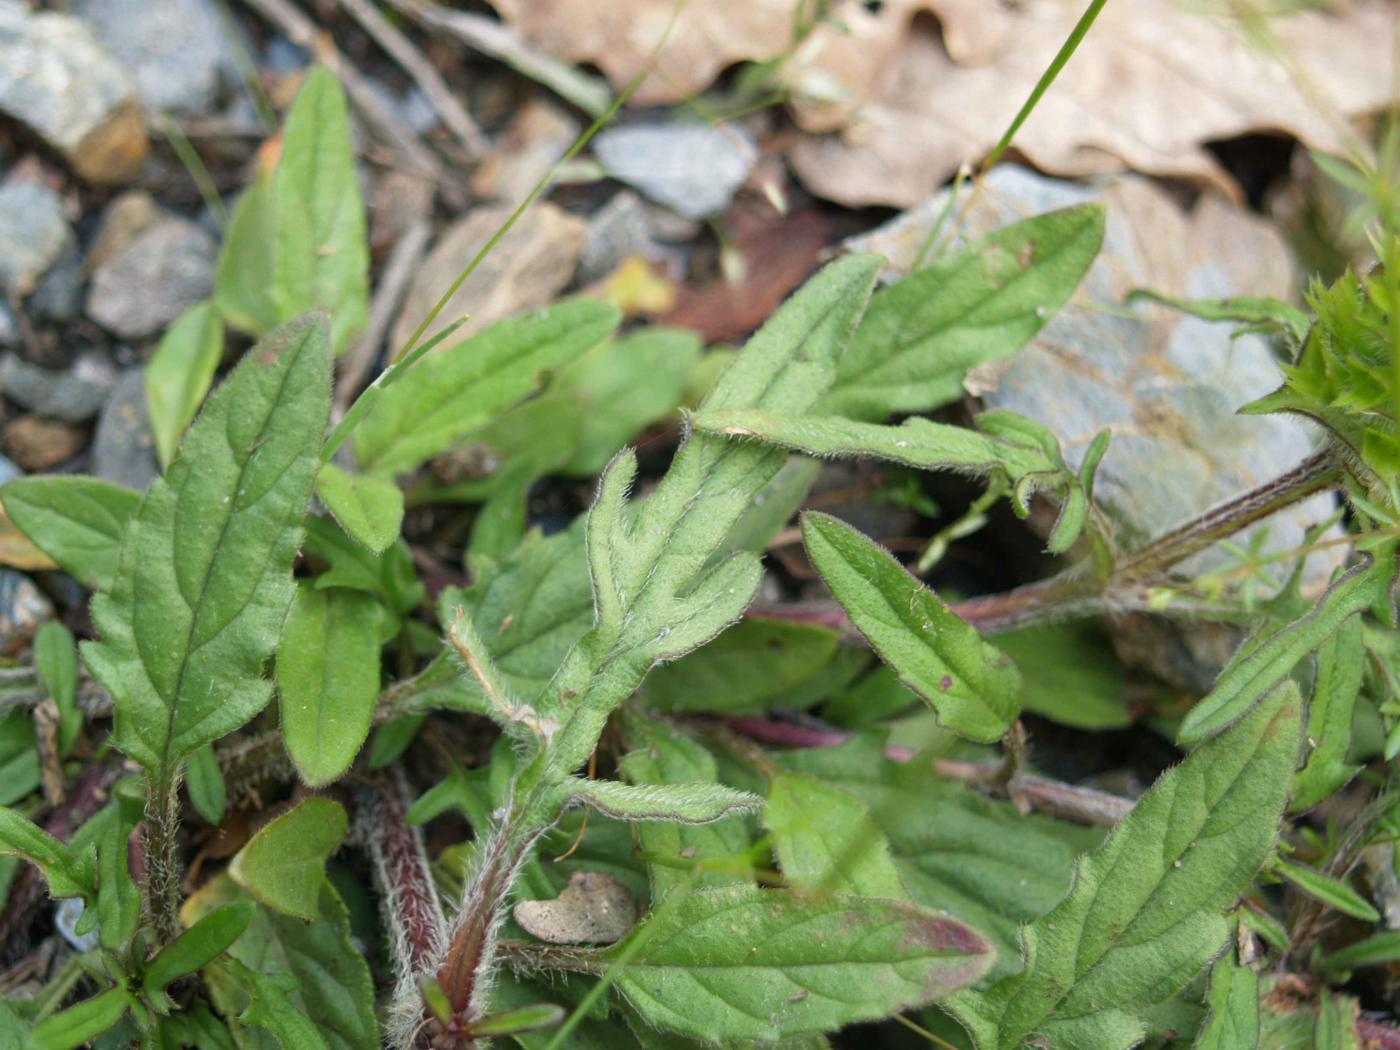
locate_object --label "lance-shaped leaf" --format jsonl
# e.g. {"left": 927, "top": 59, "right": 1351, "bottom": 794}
{"left": 1177, "top": 557, "right": 1392, "bottom": 746}
{"left": 563, "top": 778, "right": 760, "bottom": 824}
{"left": 28, "top": 985, "right": 134, "bottom": 1050}
{"left": 353, "top": 301, "right": 620, "bottom": 476}
{"left": 945, "top": 682, "right": 1300, "bottom": 1050}
{"left": 1291, "top": 613, "right": 1364, "bottom": 812}
{"left": 144, "top": 900, "right": 256, "bottom": 997}
{"left": 146, "top": 301, "right": 225, "bottom": 468}
{"left": 608, "top": 885, "right": 995, "bottom": 1041}
{"left": 81, "top": 314, "right": 331, "bottom": 784}
{"left": 277, "top": 584, "right": 383, "bottom": 787}
{"left": 229, "top": 797, "right": 347, "bottom": 921}
{"left": 765, "top": 769, "right": 907, "bottom": 899}
{"left": 271, "top": 67, "right": 368, "bottom": 356}
{"left": 0, "top": 806, "right": 93, "bottom": 898}
{"left": 821, "top": 203, "right": 1105, "bottom": 420}
{"left": 1195, "top": 952, "right": 1259, "bottom": 1050}
{"left": 96, "top": 806, "right": 140, "bottom": 951}
{"left": 801, "top": 512, "right": 1020, "bottom": 743}
{"left": 0, "top": 476, "right": 139, "bottom": 590}
{"left": 522, "top": 255, "right": 883, "bottom": 787}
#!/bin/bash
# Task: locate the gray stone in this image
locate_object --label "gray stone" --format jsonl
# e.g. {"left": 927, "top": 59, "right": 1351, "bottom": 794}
{"left": 0, "top": 303, "right": 14, "bottom": 348}
{"left": 85, "top": 216, "right": 214, "bottom": 339}
{"left": 0, "top": 452, "right": 21, "bottom": 486}
{"left": 0, "top": 569, "right": 52, "bottom": 654}
{"left": 70, "top": 0, "right": 232, "bottom": 116}
{"left": 0, "top": 352, "right": 117, "bottom": 422}
{"left": 0, "top": 1, "right": 147, "bottom": 184}
{"left": 0, "top": 180, "right": 71, "bottom": 293}
{"left": 593, "top": 122, "right": 757, "bottom": 221}
{"left": 578, "top": 190, "right": 654, "bottom": 284}
{"left": 55, "top": 897, "right": 99, "bottom": 952}
{"left": 93, "top": 366, "right": 158, "bottom": 490}
{"left": 29, "top": 239, "right": 83, "bottom": 323}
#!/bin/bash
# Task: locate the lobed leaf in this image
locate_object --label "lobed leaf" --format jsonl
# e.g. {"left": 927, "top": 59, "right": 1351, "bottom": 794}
{"left": 801, "top": 512, "right": 1020, "bottom": 743}
{"left": 276, "top": 585, "right": 382, "bottom": 787}
{"left": 0, "top": 476, "right": 139, "bottom": 591}
{"left": 563, "top": 778, "right": 761, "bottom": 824}
{"left": 229, "top": 797, "right": 347, "bottom": 921}
{"left": 146, "top": 302, "right": 225, "bottom": 468}
{"left": 81, "top": 314, "right": 331, "bottom": 784}
{"left": 608, "top": 885, "right": 995, "bottom": 1041}
{"left": 946, "top": 682, "right": 1300, "bottom": 1050}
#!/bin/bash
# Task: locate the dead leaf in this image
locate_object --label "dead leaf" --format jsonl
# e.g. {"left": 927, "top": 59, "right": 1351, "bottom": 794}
{"left": 787, "top": 0, "right": 1396, "bottom": 208}
{"left": 513, "top": 870, "right": 636, "bottom": 945}
{"left": 389, "top": 200, "right": 586, "bottom": 351}
{"left": 596, "top": 255, "right": 677, "bottom": 317}
{"left": 0, "top": 502, "right": 57, "bottom": 574}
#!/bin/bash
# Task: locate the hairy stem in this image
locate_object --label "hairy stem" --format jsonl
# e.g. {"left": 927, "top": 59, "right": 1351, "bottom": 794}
{"left": 143, "top": 773, "right": 183, "bottom": 946}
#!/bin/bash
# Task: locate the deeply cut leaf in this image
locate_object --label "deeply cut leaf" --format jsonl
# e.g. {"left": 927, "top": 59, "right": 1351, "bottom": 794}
{"left": 608, "top": 885, "right": 995, "bottom": 1040}
{"left": 230, "top": 797, "right": 347, "bottom": 921}
{"left": 81, "top": 313, "right": 331, "bottom": 784}
{"left": 801, "top": 511, "right": 1020, "bottom": 743}
{"left": 946, "top": 681, "right": 1300, "bottom": 1050}
{"left": 0, "top": 475, "right": 139, "bottom": 590}
{"left": 277, "top": 584, "right": 382, "bottom": 787}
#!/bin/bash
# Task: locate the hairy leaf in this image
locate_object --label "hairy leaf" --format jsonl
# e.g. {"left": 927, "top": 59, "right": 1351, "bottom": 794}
{"left": 1194, "top": 953, "right": 1259, "bottom": 1050}
{"left": 353, "top": 301, "right": 620, "bottom": 476}
{"left": 821, "top": 204, "right": 1105, "bottom": 420}
{"left": 802, "top": 512, "right": 1020, "bottom": 743}
{"left": 315, "top": 463, "right": 403, "bottom": 554}
{"left": 95, "top": 806, "right": 139, "bottom": 951}
{"left": 277, "top": 585, "right": 382, "bottom": 787}
{"left": 1292, "top": 614, "right": 1364, "bottom": 811}
{"left": 1178, "top": 557, "right": 1391, "bottom": 745}
{"left": 146, "top": 302, "right": 225, "bottom": 468}
{"left": 765, "top": 770, "right": 906, "bottom": 899}
{"left": 564, "top": 778, "right": 761, "bottom": 823}
{"left": 609, "top": 885, "right": 995, "bottom": 1040}
{"left": 0, "top": 806, "right": 92, "bottom": 898}
{"left": 81, "top": 314, "right": 331, "bottom": 785}
{"left": 1274, "top": 859, "right": 1379, "bottom": 922}
{"left": 994, "top": 623, "right": 1130, "bottom": 730}
{"left": 946, "top": 682, "right": 1300, "bottom": 1050}
{"left": 215, "top": 176, "right": 277, "bottom": 338}
{"left": 230, "top": 797, "right": 347, "bottom": 921}
{"left": 0, "top": 476, "right": 139, "bottom": 590}
{"left": 186, "top": 742, "right": 227, "bottom": 825}
{"left": 28, "top": 985, "right": 133, "bottom": 1050}
{"left": 271, "top": 67, "right": 368, "bottom": 356}
{"left": 144, "top": 900, "right": 256, "bottom": 995}
{"left": 235, "top": 964, "right": 333, "bottom": 1050}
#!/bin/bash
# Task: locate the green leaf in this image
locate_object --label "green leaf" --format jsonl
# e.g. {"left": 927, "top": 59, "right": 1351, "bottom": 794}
{"left": 315, "top": 463, "right": 403, "bottom": 554}
{"left": 276, "top": 585, "right": 382, "bottom": 787}
{"left": 468, "top": 1002, "right": 566, "bottom": 1038}
{"left": 945, "top": 682, "right": 1301, "bottom": 1050}
{"left": 95, "top": 806, "right": 139, "bottom": 951}
{"left": 1127, "top": 289, "right": 1311, "bottom": 346}
{"left": 146, "top": 302, "right": 225, "bottom": 468}
{"left": 550, "top": 327, "right": 702, "bottom": 476}
{"left": 563, "top": 778, "right": 761, "bottom": 823}
{"left": 302, "top": 516, "right": 424, "bottom": 623}
{"left": 184, "top": 874, "right": 376, "bottom": 1050}
{"left": 765, "top": 770, "right": 907, "bottom": 899}
{"left": 232, "top": 963, "right": 333, "bottom": 1050}
{"left": 34, "top": 621, "right": 80, "bottom": 753}
{"left": 0, "top": 476, "right": 139, "bottom": 590}
{"left": 215, "top": 176, "right": 278, "bottom": 338}
{"left": 1320, "top": 930, "right": 1400, "bottom": 977}
{"left": 185, "top": 742, "right": 227, "bottom": 825}
{"left": 1273, "top": 859, "right": 1379, "bottom": 922}
{"left": 1178, "top": 557, "right": 1391, "bottom": 746}
{"left": 801, "top": 512, "right": 1020, "bottom": 743}
{"left": 608, "top": 885, "right": 995, "bottom": 1041}
{"left": 81, "top": 313, "right": 332, "bottom": 787}
{"left": 523, "top": 255, "right": 883, "bottom": 788}
{"left": 229, "top": 797, "right": 347, "bottom": 920}
{"left": 0, "top": 806, "right": 92, "bottom": 898}
{"left": 352, "top": 301, "right": 620, "bottom": 476}
{"left": 822, "top": 203, "right": 1105, "bottom": 420}
{"left": 144, "top": 900, "right": 256, "bottom": 996}
{"left": 1194, "top": 952, "right": 1259, "bottom": 1050}
{"left": 1291, "top": 614, "right": 1364, "bottom": 811}
{"left": 28, "top": 985, "right": 133, "bottom": 1050}
{"left": 994, "top": 623, "right": 1130, "bottom": 730}
{"left": 270, "top": 67, "right": 368, "bottom": 356}
{"left": 643, "top": 618, "right": 838, "bottom": 715}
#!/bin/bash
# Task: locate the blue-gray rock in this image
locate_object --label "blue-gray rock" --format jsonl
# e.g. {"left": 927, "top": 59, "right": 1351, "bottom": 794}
{"left": 85, "top": 215, "right": 214, "bottom": 339}
{"left": 0, "top": 1, "right": 147, "bottom": 183}
{"left": 55, "top": 897, "right": 100, "bottom": 952}
{"left": 578, "top": 190, "right": 653, "bottom": 285}
{"left": 0, "top": 352, "right": 117, "bottom": 422}
{"left": 28, "top": 238, "right": 84, "bottom": 323}
{"left": 93, "top": 366, "right": 158, "bottom": 490}
{"left": 593, "top": 122, "right": 757, "bottom": 221}
{"left": 0, "top": 569, "right": 52, "bottom": 654}
{"left": 0, "top": 302, "right": 15, "bottom": 349}
{"left": 0, "top": 180, "right": 71, "bottom": 294}
{"left": 69, "top": 0, "right": 233, "bottom": 117}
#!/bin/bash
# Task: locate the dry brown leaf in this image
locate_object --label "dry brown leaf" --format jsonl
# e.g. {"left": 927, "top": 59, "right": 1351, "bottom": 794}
{"left": 512, "top": 870, "right": 636, "bottom": 945}
{"left": 788, "top": 0, "right": 1395, "bottom": 208}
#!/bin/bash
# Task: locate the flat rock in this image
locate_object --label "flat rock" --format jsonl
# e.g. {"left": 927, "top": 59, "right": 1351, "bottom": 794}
{"left": 70, "top": 0, "right": 232, "bottom": 116}
{"left": 391, "top": 201, "right": 586, "bottom": 350}
{"left": 0, "top": 1, "right": 148, "bottom": 183}
{"left": 93, "top": 366, "right": 158, "bottom": 490}
{"left": 593, "top": 122, "right": 757, "bottom": 221}
{"left": 0, "top": 181, "right": 71, "bottom": 294}
{"left": 3, "top": 416, "right": 85, "bottom": 471}
{"left": 0, "top": 352, "right": 117, "bottom": 422}
{"left": 85, "top": 215, "right": 215, "bottom": 339}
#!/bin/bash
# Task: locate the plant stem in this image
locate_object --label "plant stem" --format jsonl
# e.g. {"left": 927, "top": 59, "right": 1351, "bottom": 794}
{"left": 143, "top": 773, "right": 183, "bottom": 946}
